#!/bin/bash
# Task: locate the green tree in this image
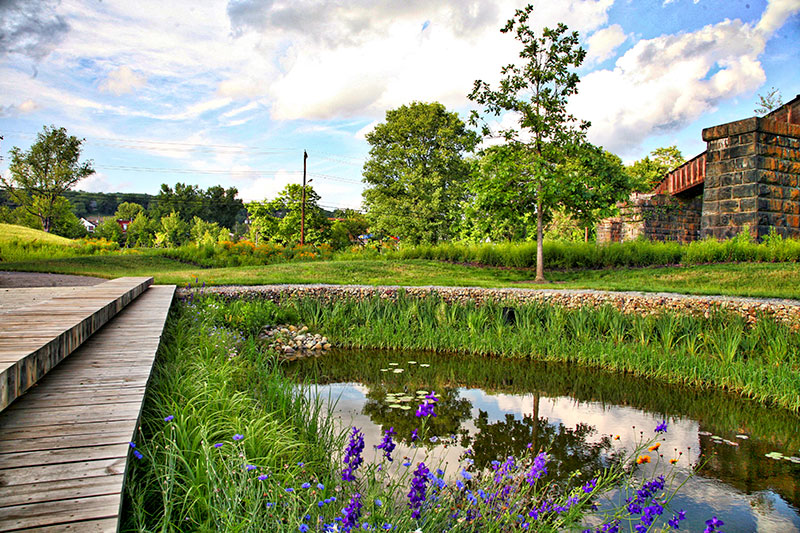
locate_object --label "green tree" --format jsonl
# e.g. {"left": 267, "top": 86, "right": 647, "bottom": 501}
{"left": 203, "top": 185, "right": 244, "bottom": 228}
{"left": 94, "top": 218, "right": 124, "bottom": 244}
{"left": 1, "top": 125, "right": 94, "bottom": 232}
{"left": 126, "top": 212, "right": 156, "bottom": 247}
{"left": 626, "top": 145, "right": 685, "bottom": 192}
{"left": 754, "top": 86, "right": 782, "bottom": 116}
{"left": 362, "top": 102, "right": 479, "bottom": 245}
{"left": 190, "top": 216, "right": 222, "bottom": 246}
{"left": 469, "top": 5, "right": 589, "bottom": 281}
{"left": 152, "top": 183, "right": 203, "bottom": 222}
{"left": 329, "top": 209, "right": 369, "bottom": 250}
{"left": 247, "top": 184, "right": 330, "bottom": 245}
{"left": 154, "top": 211, "right": 190, "bottom": 247}
{"left": 114, "top": 201, "right": 144, "bottom": 221}
{"left": 49, "top": 197, "right": 88, "bottom": 239}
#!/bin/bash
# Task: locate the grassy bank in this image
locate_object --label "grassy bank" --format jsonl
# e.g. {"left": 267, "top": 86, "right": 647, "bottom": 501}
{"left": 125, "top": 298, "right": 686, "bottom": 532}
{"left": 204, "top": 294, "right": 800, "bottom": 412}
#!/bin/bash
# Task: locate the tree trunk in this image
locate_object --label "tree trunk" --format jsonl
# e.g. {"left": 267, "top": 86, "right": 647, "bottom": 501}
{"left": 535, "top": 184, "right": 545, "bottom": 282}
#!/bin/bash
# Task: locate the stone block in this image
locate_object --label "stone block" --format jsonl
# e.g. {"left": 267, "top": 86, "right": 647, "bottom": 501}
{"left": 733, "top": 184, "right": 757, "bottom": 198}
{"left": 739, "top": 197, "right": 757, "bottom": 211}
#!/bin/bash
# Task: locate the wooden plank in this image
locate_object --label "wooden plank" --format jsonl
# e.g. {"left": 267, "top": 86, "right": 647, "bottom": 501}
{"left": 0, "top": 443, "right": 129, "bottom": 469}
{"left": 0, "top": 493, "right": 120, "bottom": 531}
{"left": 14, "top": 517, "right": 118, "bottom": 533}
{"left": 0, "top": 285, "right": 175, "bottom": 531}
{"left": 0, "top": 476, "right": 123, "bottom": 508}
{"left": 0, "top": 277, "right": 153, "bottom": 411}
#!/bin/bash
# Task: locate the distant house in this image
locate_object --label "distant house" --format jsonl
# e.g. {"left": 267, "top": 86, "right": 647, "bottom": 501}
{"left": 116, "top": 219, "right": 132, "bottom": 233}
{"left": 79, "top": 218, "right": 96, "bottom": 233}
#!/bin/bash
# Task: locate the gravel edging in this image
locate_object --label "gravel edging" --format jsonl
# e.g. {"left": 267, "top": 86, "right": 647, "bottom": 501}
{"left": 177, "top": 284, "right": 800, "bottom": 328}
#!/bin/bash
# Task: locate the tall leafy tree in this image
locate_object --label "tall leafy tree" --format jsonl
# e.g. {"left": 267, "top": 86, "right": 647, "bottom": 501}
{"left": 469, "top": 5, "right": 591, "bottom": 281}
{"left": 2, "top": 125, "right": 94, "bottom": 232}
{"left": 362, "top": 101, "right": 479, "bottom": 245}
{"left": 203, "top": 185, "right": 244, "bottom": 228}
{"left": 247, "top": 184, "right": 330, "bottom": 245}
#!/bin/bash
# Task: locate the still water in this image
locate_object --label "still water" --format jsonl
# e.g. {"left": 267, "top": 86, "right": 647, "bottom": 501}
{"left": 287, "top": 349, "right": 800, "bottom": 532}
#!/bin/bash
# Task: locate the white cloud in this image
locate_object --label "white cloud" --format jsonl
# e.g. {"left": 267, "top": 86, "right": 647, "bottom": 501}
{"left": 226, "top": 0, "right": 616, "bottom": 120}
{"left": 354, "top": 120, "right": 379, "bottom": 140}
{"left": 585, "top": 24, "right": 627, "bottom": 64}
{"left": 99, "top": 65, "right": 147, "bottom": 95}
{"left": 0, "top": 98, "right": 38, "bottom": 116}
{"left": 237, "top": 170, "right": 298, "bottom": 202}
{"left": 569, "top": 0, "right": 799, "bottom": 155}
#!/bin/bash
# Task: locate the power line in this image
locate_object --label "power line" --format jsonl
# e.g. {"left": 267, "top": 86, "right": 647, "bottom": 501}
{"left": 93, "top": 165, "right": 363, "bottom": 183}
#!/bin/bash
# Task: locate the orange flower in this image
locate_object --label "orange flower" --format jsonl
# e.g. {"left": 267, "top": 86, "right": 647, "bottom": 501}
{"left": 648, "top": 443, "right": 661, "bottom": 452}
{"left": 636, "top": 455, "right": 651, "bottom": 464}
{"left": 670, "top": 458, "right": 678, "bottom": 464}
{"left": 614, "top": 435, "right": 620, "bottom": 440}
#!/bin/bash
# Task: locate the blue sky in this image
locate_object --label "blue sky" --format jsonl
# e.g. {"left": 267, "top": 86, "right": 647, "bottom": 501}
{"left": 1, "top": 0, "right": 798, "bottom": 211}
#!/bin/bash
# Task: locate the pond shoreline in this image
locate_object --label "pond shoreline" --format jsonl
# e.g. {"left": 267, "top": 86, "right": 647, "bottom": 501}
{"left": 178, "top": 283, "right": 800, "bottom": 327}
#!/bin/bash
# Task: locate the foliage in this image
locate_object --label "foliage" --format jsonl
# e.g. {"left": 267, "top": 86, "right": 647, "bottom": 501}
{"left": 114, "top": 201, "right": 144, "bottom": 221}
{"left": 1, "top": 125, "right": 94, "bottom": 232}
{"left": 362, "top": 101, "right": 479, "bottom": 245}
{"left": 754, "top": 86, "right": 783, "bottom": 116}
{"left": 159, "top": 240, "right": 335, "bottom": 268}
{"left": 469, "top": 6, "right": 590, "bottom": 281}
{"left": 49, "top": 198, "right": 88, "bottom": 239}
{"left": 154, "top": 211, "right": 190, "bottom": 248}
{"left": 247, "top": 184, "right": 330, "bottom": 246}
{"left": 126, "top": 212, "right": 156, "bottom": 247}
{"left": 63, "top": 190, "right": 155, "bottom": 217}
{"left": 151, "top": 182, "right": 244, "bottom": 227}
{"left": 329, "top": 209, "right": 369, "bottom": 250}
{"left": 626, "top": 146, "right": 686, "bottom": 192}
{"left": 93, "top": 217, "right": 124, "bottom": 245}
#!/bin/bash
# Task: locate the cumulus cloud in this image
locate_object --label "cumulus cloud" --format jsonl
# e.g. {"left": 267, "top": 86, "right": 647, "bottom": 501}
{"left": 0, "top": 0, "right": 69, "bottom": 61}
{"left": 585, "top": 24, "right": 627, "bottom": 64}
{"left": 569, "top": 0, "right": 800, "bottom": 156}
{"left": 225, "top": 0, "right": 615, "bottom": 120}
{"left": 99, "top": 65, "right": 147, "bottom": 95}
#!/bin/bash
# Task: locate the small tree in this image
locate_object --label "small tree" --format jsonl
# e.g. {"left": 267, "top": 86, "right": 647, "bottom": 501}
{"left": 154, "top": 211, "right": 189, "bottom": 248}
{"left": 114, "top": 201, "right": 144, "bottom": 221}
{"left": 126, "top": 212, "right": 156, "bottom": 247}
{"left": 2, "top": 125, "right": 94, "bottom": 232}
{"left": 469, "top": 5, "right": 589, "bottom": 281}
{"left": 754, "top": 87, "right": 782, "bottom": 116}
{"left": 247, "top": 184, "right": 330, "bottom": 245}
{"left": 627, "top": 146, "right": 685, "bottom": 192}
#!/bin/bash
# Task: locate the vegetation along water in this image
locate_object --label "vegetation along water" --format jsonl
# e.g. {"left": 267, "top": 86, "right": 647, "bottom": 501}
{"left": 123, "top": 294, "right": 800, "bottom": 532}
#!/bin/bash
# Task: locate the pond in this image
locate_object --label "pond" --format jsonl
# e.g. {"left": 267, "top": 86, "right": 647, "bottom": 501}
{"left": 287, "top": 348, "right": 800, "bottom": 532}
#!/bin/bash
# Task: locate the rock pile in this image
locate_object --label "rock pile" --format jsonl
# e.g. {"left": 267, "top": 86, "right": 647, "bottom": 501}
{"left": 259, "top": 324, "right": 332, "bottom": 361}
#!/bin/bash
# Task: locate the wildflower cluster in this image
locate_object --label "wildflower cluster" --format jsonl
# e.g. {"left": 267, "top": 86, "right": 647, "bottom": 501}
{"left": 415, "top": 390, "right": 439, "bottom": 418}
{"left": 375, "top": 427, "right": 396, "bottom": 462}
{"left": 407, "top": 462, "right": 430, "bottom": 519}
{"left": 342, "top": 427, "right": 365, "bottom": 482}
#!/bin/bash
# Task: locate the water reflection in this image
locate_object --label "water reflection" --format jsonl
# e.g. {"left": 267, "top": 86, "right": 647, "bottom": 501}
{"left": 287, "top": 348, "right": 800, "bottom": 532}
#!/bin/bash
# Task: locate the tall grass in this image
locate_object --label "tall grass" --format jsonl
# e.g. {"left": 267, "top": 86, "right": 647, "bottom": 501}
{"left": 367, "top": 233, "right": 800, "bottom": 270}
{"left": 125, "top": 298, "right": 700, "bottom": 532}
{"left": 262, "top": 294, "right": 800, "bottom": 412}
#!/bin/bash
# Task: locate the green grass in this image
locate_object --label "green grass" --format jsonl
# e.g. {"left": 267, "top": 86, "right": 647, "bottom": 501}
{"left": 4, "top": 255, "right": 800, "bottom": 298}
{"left": 0, "top": 222, "right": 74, "bottom": 246}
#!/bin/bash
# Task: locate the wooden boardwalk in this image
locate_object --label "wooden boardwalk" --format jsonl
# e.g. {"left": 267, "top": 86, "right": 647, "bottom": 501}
{"left": 0, "top": 277, "right": 153, "bottom": 411}
{"left": 0, "top": 284, "right": 175, "bottom": 532}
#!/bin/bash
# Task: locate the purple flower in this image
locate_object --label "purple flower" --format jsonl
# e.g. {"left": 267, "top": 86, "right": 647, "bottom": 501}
{"left": 233, "top": 434, "right": 244, "bottom": 441}
{"left": 376, "top": 427, "right": 397, "bottom": 462}
{"left": 133, "top": 450, "right": 143, "bottom": 460}
{"left": 213, "top": 443, "right": 223, "bottom": 448}
{"left": 411, "top": 428, "right": 419, "bottom": 442}
{"left": 246, "top": 464, "right": 256, "bottom": 471}
{"left": 668, "top": 510, "right": 686, "bottom": 529}
{"left": 407, "top": 462, "right": 430, "bottom": 519}
{"left": 582, "top": 478, "right": 597, "bottom": 493}
{"left": 299, "top": 525, "right": 309, "bottom": 532}
{"left": 302, "top": 482, "right": 311, "bottom": 489}
{"left": 342, "top": 427, "right": 365, "bottom": 482}
{"left": 258, "top": 474, "right": 269, "bottom": 481}
{"left": 164, "top": 415, "right": 174, "bottom": 422}
{"left": 704, "top": 516, "right": 724, "bottom": 533}
{"left": 285, "top": 487, "right": 294, "bottom": 493}
{"left": 526, "top": 452, "right": 548, "bottom": 484}
{"left": 129, "top": 442, "right": 136, "bottom": 448}
{"left": 461, "top": 469, "right": 472, "bottom": 480}
{"left": 415, "top": 401, "right": 436, "bottom": 418}
{"left": 342, "top": 493, "right": 363, "bottom": 528}
{"left": 654, "top": 420, "right": 668, "bottom": 433}
{"left": 317, "top": 483, "right": 325, "bottom": 490}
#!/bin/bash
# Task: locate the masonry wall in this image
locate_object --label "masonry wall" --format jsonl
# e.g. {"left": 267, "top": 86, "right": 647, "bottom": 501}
{"left": 597, "top": 192, "right": 703, "bottom": 243}
{"left": 701, "top": 118, "right": 800, "bottom": 240}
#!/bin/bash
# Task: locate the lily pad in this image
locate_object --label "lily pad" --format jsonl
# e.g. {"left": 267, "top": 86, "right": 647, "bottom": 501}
{"left": 380, "top": 369, "right": 389, "bottom": 372}
{"left": 398, "top": 396, "right": 414, "bottom": 402}
{"left": 735, "top": 434, "right": 749, "bottom": 440}
{"left": 785, "top": 456, "right": 800, "bottom": 464}
{"left": 400, "top": 405, "right": 411, "bottom": 410}
{"left": 420, "top": 363, "right": 431, "bottom": 368}
{"left": 388, "top": 404, "right": 402, "bottom": 409}
{"left": 765, "top": 452, "right": 784, "bottom": 460}
{"left": 388, "top": 362, "right": 399, "bottom": 366}
{"left": 393, "top": 369, "right": 404, "bottom": 373}
{"left": 407, "top": 361, "right": 417, "bottom": 364}
{"left": 417, "top": 390, "right": 429, "bottom": 395}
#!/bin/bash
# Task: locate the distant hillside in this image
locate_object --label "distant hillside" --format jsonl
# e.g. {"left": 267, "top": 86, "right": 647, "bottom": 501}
{"left": 0, "top": 223, "right": 75, "bottom": 246}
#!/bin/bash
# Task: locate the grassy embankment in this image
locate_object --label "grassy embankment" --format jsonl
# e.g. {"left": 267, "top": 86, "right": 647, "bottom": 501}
{"left": 124, "top": 297, "right": 686, "bottom": 532}
{"left": 3, "top": 223, "right": 800, "bottom": 298}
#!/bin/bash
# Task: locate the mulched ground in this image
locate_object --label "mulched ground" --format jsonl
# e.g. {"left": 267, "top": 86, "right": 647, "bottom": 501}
{"left": 0, "top": 271, "right": 105, "bottom": 288}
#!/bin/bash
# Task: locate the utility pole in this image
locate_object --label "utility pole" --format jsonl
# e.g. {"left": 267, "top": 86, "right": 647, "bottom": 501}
{"left": 301, "top": 150, "right": 308, "bottom": 245}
